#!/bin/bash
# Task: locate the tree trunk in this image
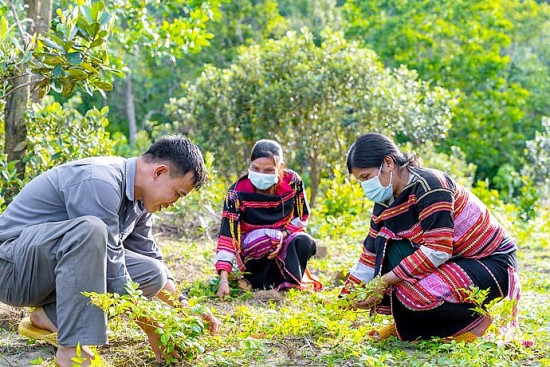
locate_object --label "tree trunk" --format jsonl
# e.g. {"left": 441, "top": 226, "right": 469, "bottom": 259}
{"left": 3, "top": 0, "right": 52, "bottom": 183}
{"left": 28, "top": 0, "right": 52, "bottom": 102}
{"left": 309, "top": 152, "right": 320, "bottom": 208}
{"left": 4, "top": 73, "right": 30, "bottom": 177}
{"left": 125, "top": 75, "right": 137, "bottom": 146}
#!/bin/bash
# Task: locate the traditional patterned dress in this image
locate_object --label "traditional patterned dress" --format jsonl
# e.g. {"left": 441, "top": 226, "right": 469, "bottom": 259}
{"left": 341, "top": 167, "right": 520, "bottom": 340}
{"left": 215, "top": 169, "right": 321, "bottom": 291}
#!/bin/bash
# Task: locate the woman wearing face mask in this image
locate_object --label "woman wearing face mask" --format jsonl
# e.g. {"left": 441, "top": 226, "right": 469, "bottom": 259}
{"left": 342, "top": 133, "right": 520, "bottom": 342}
{"left": 215, "top": 139, "right": 322, "bottom": 298}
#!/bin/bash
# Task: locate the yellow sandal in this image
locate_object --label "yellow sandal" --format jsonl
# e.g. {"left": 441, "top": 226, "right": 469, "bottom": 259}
{"left": 444, "top": 331, "right": 478, "bottom": 343}
{"left": 18, "top": 317, "right": 59, "bottom": 347}
{"left": 367, "top": 323, "right": 397, "bottom": 340}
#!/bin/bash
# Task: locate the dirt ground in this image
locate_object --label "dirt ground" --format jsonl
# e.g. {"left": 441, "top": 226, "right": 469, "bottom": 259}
{"left": 0, "top": 303, "right": 55, "bottom": 367}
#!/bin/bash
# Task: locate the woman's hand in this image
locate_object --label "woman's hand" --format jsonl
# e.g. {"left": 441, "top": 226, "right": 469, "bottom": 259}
{"left": 352, "top": 286, "right": 386, "bottom": 309}
{"left": 351, "top": 274, "right": 397, "bottom": 310}
{"left": 267, "top": 240, "right": 283, "bottom": 260}
{"left": 216, "top": 279, "right": 230, "bottom": 299}
{"left": 267, "top": 230, "right": 285, "bottom": 260}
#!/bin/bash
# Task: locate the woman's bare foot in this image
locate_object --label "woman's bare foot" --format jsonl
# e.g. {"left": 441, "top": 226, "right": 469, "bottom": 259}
{"left": 56, "top": 345, "right": 95, "bottom": 367}
{"left": 237, "top": 278, "right": 253, "bottom": 291}
{"left": 29, "top": 307, "right": 57, "bottom": 333}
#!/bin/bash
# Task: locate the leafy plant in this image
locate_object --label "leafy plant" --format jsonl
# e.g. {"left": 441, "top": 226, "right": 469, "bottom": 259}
{"left": 155, "top": 151, "right": 227, "bottom": 240}
{"left": 338, "top": 276, "right": 387, "bottom": 311}
{"left": 84, "top": 282, "right": 209, "bottom": 365}
{"left": 30, "top": 2, "right": 117, "bottom": 99}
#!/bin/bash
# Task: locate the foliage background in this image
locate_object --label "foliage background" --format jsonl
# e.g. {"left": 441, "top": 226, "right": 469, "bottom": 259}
{"left": 0, "top": 0, "right": 549, "bottom": 366}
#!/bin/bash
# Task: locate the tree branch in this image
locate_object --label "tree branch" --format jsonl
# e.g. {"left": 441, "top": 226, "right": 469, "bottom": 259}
{"left": 0, "top": 72, "right": 32, "bottom": 82}
{"left": 0, "top": 77, "right": 45, "bottom": 100}
{"left": 7, "top": 0, "right": 30, "bottom": 47}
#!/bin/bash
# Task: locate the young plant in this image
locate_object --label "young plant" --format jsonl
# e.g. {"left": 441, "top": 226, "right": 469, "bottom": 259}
{"left": 338, "top": 276, "right": 387, "bottom": 313}
{"left": 84, "top": 282, "right": 208, "bottom": 365}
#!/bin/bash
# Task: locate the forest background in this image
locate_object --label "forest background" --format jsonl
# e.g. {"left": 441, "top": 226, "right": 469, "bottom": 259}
{"left": 0, "top": 0, "right": 549, "bottom": 366}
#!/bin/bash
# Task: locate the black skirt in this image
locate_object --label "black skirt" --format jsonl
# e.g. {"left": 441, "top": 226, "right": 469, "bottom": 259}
{"left": 244, "top": 233, "right": 316, "bottom": 291}
{"left": 381, "top": 240, "right": 518, "bottom": 340}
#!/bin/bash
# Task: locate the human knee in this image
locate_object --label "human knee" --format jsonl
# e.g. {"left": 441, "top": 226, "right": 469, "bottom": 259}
{"left": 139, "top": 262, "right": 168, "bottom": 298}
{"left": 77, "top": 216, "right": 108, "bottom": 235}
{"left": 73, "top": 216, "right": 108, "bottom": 253}
{"left": 293, "top": 234, "right": 317, "bottom": 257}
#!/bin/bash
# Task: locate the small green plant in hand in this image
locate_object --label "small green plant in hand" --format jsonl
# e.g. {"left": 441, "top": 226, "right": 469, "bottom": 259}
{"left": 337, "top": 276, "right": 387, "bottom": 310}
{"left": 84, "top": 282, "right": 208, "bottom": 364}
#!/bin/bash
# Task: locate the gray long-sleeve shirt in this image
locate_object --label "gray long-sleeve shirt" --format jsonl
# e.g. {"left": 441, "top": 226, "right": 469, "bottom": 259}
{"left": 0, "top": 157, "right": 165, "bottom": 294}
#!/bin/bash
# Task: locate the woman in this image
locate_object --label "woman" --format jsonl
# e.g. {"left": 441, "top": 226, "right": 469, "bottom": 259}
{"left": 342, "top": 133, "right": 520, "bottom": 342}
{"left": 215, "top": 139, "right": 321, "bottom": 298}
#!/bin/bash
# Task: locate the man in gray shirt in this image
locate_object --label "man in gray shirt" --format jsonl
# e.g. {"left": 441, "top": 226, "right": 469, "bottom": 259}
{"left": 0, "top": 136, "right": 220, "bottom": 366}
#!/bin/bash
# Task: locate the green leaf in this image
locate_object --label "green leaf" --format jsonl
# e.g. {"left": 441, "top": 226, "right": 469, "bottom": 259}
{"left": 14, "top": 141, "right": 27, "bottom": 152}
{"left": 37, "top": 81, "right": 50, "bottom": 99}
{"left": 93, "top": 80, "right": 113, "bottom": 91}
{"left": 80, "top": 6, "right": 93, "bottom": 23}
{"left": 76, "top": 17, "right": 91, "bottom": 36}
{"left": 0, "top": 16, "right": 8, "bottom": 38}
{"left": 67, "top": 52, "right": 83, "bottom": 65}
{"left": 68, "top": 68, "right": 88, "bottom": 80}
{"left": 90, "top": 38, "right": 103, "bottom": 48}
{"left": 52, "top": 64, "right": 63, "bottom": 78}
{"left": 89, "top": 22, "right": 100, "bottom": 38}
{"left": 67, "top": 24, "right": 79, "bottom": 42}
{"left": 91, "top": 2, "right": 105, "bottom": 21}
{"left": 56, "top": 23, "right": 66, "bottom": 37}
{"left": 79, "top": 62, "right": 98, "bottom": 73}
{"left": 42, "top": 56, "right": 63, "bottom": 66}
{"left": 51, "top": 152, "right": 62, "bottom": 160}
{"left": 98, "top": 12, "right": 111, "bottom": 27}
{"left": 51, "top": 79, "right": 62, "bottom": 93}
{"left": 41, "top": 37, "right": 65, "bottom": 52}
{"left": 60, "top": 78, "right": 76, "bottom": 97}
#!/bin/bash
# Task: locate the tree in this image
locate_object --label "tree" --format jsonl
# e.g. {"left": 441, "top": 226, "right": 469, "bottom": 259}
{"left": 168, "top": 30, "right": 455, "bottom": 205}
{"left": 1, "top": 1, "right": 115, "bottom": 184}
{"left": 1, "top": 0, "right": 220, "bottom": 203}
{"left": 102, "top": 0, "right": 222, "bottom": 145}
{"left": 342, "top": 0, "right": 550, "bottom": 181}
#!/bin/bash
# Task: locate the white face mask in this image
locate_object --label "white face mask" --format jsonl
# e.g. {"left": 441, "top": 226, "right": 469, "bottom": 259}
{"left": 360, "top": 163, "right": 393, "bottom": 202}
{"left": 248, "top": 169, "right": 278, "bottom": 190}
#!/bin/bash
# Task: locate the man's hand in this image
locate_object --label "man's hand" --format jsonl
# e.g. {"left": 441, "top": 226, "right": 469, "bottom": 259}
{"left": 201, "top": 311, "right": 221, "bottom": 335}
{"left": 136, "top": 318, "right": 180, "bottom": 363}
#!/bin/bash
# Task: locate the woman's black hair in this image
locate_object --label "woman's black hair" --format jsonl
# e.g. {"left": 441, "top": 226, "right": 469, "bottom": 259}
{"left": 250, "top": 139, "right": 284, "bottom": 165}
{"left": 346, "top": 133, "right": 419, "bottom": 173}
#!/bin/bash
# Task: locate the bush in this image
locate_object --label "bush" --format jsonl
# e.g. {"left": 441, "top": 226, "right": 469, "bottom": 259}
{"left": 0, "top": 96, "right": 116, "bottom": 211}
{"left": 155, "top": 152, "right": 227, "bottom": 240}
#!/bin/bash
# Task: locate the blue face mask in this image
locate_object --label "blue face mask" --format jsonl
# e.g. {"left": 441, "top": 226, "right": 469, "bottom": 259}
{"left": 360, "top": 163, "right": 393, "bottom": 202}
{"left": 248, "top": 169, "right": 278, "bottom": 190}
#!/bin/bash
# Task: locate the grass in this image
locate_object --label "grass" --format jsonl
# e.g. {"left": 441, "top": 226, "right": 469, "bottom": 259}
{"left": 95, "top": 209, "right": 549, "bottom": 367}
{"left": 1, "top": 206, "right": 549, "bottom": 366}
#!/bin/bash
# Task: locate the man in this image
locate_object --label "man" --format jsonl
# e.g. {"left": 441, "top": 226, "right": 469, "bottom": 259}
{"left": 0, "top": 136, "right": 220, "bottom": 366}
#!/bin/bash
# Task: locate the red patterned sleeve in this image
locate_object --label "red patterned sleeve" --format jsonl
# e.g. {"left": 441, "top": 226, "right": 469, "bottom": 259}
{"left": 215, "top": 189, "right": 240, "bottom": 274}
{"left": 392, "top": 185, "right": 455, "bottom": 283}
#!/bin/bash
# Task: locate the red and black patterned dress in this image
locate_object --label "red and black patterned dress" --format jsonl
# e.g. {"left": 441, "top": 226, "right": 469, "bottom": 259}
{"left": 341, "top": 167, "right": 520, "bottom": 340}
{"left": 215, "top": 169, "right": 321, "bottom": 291}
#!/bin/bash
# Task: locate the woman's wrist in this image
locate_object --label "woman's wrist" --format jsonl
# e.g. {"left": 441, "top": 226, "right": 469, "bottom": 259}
{"left": 219, "top": 279, "right": 229, "bottom": 285}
